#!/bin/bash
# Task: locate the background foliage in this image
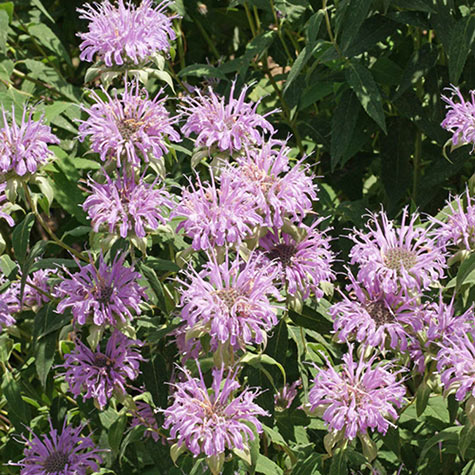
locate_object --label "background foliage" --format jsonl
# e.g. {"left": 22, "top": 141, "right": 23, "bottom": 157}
{"left": 0, "top": 0, "right": 475, "bottom": 474}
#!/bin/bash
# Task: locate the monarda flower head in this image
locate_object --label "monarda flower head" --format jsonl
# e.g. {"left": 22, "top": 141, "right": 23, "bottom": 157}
{"left": 22, "top": 268, "right": 57, "bottom": 309}
{"left": 13, "top": 418, "right": 102, "bottom": 475}
{"left": 0, "top": 106, "right": 59, "bottom": 177}
{"left": 224, "top": 139, "right": 317, "bottom": 228}
{"left": 257, "top": 220, "right": 335, "bottom": 299}
{"left": 274, "top": 379, "right": 301, "bottom": 411}
{"left": 0, "top": 183, "right": 14, "bottom": 226}
{"left": 441, "top": 85, "right": 475, "bottom": 152}
{"left": 172, "top": 172, "right": 263, "bottom": 251}
{"left": 0, "top": 277, "right": 19, "bottom": 332}
{"left": 308, "top": 345, "right": 405, "bottom": 440}
{"left": 430, "top": 187, "right": 475, "bottom": 252}
{"left": 83, "top": 172, "right": 171, "bottom": 239}
{"left": 330, "top": 272, "right": 420, "bottom": 352}
{"left": 179, "top": 251, "right": 281, "bottom": 352}
{"left": 180, "top": 81, "right": 275, "bottom": 154}
{"left": 437, "top": 329, "right": 475, "bottom": 402}
{"left": 62, "top": 331, "right": 144, "bottom": 409}
{"left": 348, "top": 208, "right": 446, "bottom": 295}
{"left": 162, "top": 364, "right": 268, "bottom": 459}
{"left": 56, "top": 253, "right": 147, "bottom": 327}
{"left": 77, "top": 0, "right": 176, "bottom": 67}
{"left": 78, "top": 79, "right": 180, "bottom": 168}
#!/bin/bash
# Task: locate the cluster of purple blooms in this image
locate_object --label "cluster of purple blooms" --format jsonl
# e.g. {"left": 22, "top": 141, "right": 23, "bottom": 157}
{"left": 2, "top": 0, "right": 475, "bottom": 472}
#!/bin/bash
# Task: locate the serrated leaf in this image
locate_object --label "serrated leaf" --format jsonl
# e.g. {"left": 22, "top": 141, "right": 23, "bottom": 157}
{"left": 0, "top": 10, "right": 9, "bottom": 54}
{"left": 448, "top": 16, "right": 475, "bottom": 84}
{"left": 256, "top": 454, "right": 283, "bottom": 475}
{"left": 28, "top": 23, "right": 72, "bottom": 66}
{"left": 35, "top": 331, "right": 57, "bottom": 387}
{"left": 346, "top": 60, "right": 387, "bottom": 134}
{"left": 1, "top": 370, "right": 31, "bottom": 432}
{"left": 306, "top": 10, "right": 324, "bottom": 43}
{"left": 456, "top": 252, "right": 475, "bottom": 291}
{"left": 330, "top": 89, "right": 361, "bottom": 170}
{"left": 12, "top": 213, "right": 35, "bottom": 266}
{"left": 178, "top": 64, "right": 227, "bottom": 80}
{"left": 336, "top": 0, "right": 372, "bottom": 53}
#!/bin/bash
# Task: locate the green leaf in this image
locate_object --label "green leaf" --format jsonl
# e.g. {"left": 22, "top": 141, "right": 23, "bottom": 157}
{"left": 329, "top": 448, "right": 348, "bottom": 475}
{"left": 178, "top": 64, "right": 227, "bottom": 80}
{"left": 35, "top": 331, "right": 57, "bottom": 387}
{"left": 12, "top": 213, "right": 35, "bottom": 266}
{"left": 448, "top": 16, "right": 475, "bottom": 84}
{"left": 0, "top": 254, "right": 17, "bottom": 280}
{"left": 109, "top": 414, "right": 128, "bottom": 456}
{"left": 336, "top": 0, "right": 372, "bottom": 53}
{"left": 307, "top": 10, "right": 324, "bottom": 43}
{"left": 416, "top": 380, "right": 431, "bottom": 417}
{"left": 418, "top": 427, "right": 462, "bottom": 464}
{"left": 346, "top": 60, "right": 387, "bottom": 134}
{"left": 266, "top": 319, "right": 288, "bottom": 366}
{"left": 0, "top": 10, "right": 9, "bottom": 55}
{"left": 330, "top": 89, "right": 361, "bottom": 170}
{"left": 240, "top": 353, "right": 287, "bottom": 386}
{"left": 0, "top": 2, "right": 13, "bottom": 21}
{"left": 28, "top": 23, "right": 72, "bottom": 66}
{"left": 459, "top": 424, "right": 475, "bottom": 459}
{"left": 31, "top": 0, "right": 55, "bottom": 22}
{"left": 256, "top": 454, "right": 283, "bottom": 475}
{"left": 34, "top": 303, "right": 71, "bottom": 339}
{"left": 142, "top": 353, "right": 168, "bottom": 407}
{"left": 288, "top": 306, "right": 333, "bottom": 334}
{"left": 1, "top": 370, "right": 31, "bottom": 431}
{"left": 456, "top": 252, "right": 475, "bottom": 292}
{"left": 144, "top": 256, "right": 180, "bottom": 273}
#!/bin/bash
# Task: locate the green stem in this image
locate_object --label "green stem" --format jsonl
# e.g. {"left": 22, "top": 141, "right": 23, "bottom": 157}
{"left": 22, "top": 183, "right": 88, "bottom": 263}
{"left": 12, "top": 69, "right": 71, "bottom": 101}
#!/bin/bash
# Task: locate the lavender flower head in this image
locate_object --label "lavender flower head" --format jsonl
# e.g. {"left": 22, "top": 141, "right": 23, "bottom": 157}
{"left": 78, "top": 0, "right": 176, "bottom": 67}
{"left": 23, "top": 268, "right": 56, "bottom": 309}
{"left": 224, "top": 139, "right": 317, "bottom": 228}
{"left": 62, "top": 331, "right": 144, "bottom": 409}
{"left": 172, "top": 172, "right": 263, "bottom": 251}
{"left": 441, "top": 85, "right": 475, "bottom": 152}
{"left": 13, "top": 418, "right": 102, "bottom": 475}
{"left": 430, "top": 187, "right": 475, "bottom": 251}
{"left": 257, "top": 220, "right": 334, "bottom": 299}
{"left": 437, "top": 329, "right": 475, "bottom": 401}
{"left": 79, "top": 80, "right": 180, "bottom": 168}
{"left": 330, "top": 272, "right": 420, "bottom": 352}
{"left": 83, "top": 173, "right": 171, "bottom": 239}
{"left": 163, "top": 364, "right": 268, "bottom": 457}
{"left": 275, "top": 379, "right": 301, "bottom": 411}
{"left": 0, "top": 106, "right": 59, "bottom": 177}
{"left": 0, "top": 277, "right": 19, "bottom": 332}
{"left": 56, "top": 253, "right": 147, "bottom": 327}
{"left": 308, "top": 346, "right": 405, "bottom": 440}
{"left": 349, "top": 208, "right": 446, "bottom": 295}
{"left": 179, "top": 251, "right": 281, "bottom": 351}
{"left": 180, "top": 82, "right": 275, "bottom": 154}
{"left": 130, "top": 401, "right": 161, "bottom": 442}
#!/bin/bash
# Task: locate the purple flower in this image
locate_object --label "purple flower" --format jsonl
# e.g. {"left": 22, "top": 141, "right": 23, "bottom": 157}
{"left": 308, "top": 346, "right": 405, "bottom": 440}
{"left": 56, "top": 253, "right": 147, "bottom": 327}
{"left": 173, "top": 324, "right": 203, "bottom": 362}
{"left": 62, "top": 331, "right": 144, "bottom": 409}
{"left": 78, "top": 79, "right": 180, "bottom": 168}
{"left": 274, "top": 379, "right": 301, "bottom": 411}
{"left": 0, "top": 106, "right": 59, "bottom": 177}
{"left": 23, "top": 268, "right": 56, "bottom": 309}
{"left": 172, "top": 172, "right": 263, "bottom": 251}
{"left": 180, "top": 82, "right": 275, "bottom": 153}
{"left": 430, "top": 187, "right": 475, "bottom": 251}
{"left": 77, "top": 0, "right": 176, "bottom": 67}
{"left": 349, "top": 208, "right": 446, "bottom": 295}
{"left": 130, "top": 401, "right": 161, "bottom": 442}
{"left": 0, "top": 183, "right": 14, "bottom": 226}
{"left": 83, "top": 173, "right": 170, "bottom": 238}
{"left": 329, "top": 272, "right": 420, "bottom": 352}
{"left": 13, "top": 418, "right": 102, "bottom": 475}
{"left": 437, "top": 330, "right": 475, "bottom": 401}
{"left": 441, "top": 85, "right": 475, "bottom": 152}
{"left": 162, "top": 364, "right": 268, "bottom": 457}
{"left": 0, "top": 277, "right": 19, "bottom": 332}
{"left": 179, "top": 251, "right": 281, "bottom": 351}
{"left": 257, "top": 220, "right": 334, "bottom": 299}
{"left": 224, "top": 139, "right": 317, "bottom": 227}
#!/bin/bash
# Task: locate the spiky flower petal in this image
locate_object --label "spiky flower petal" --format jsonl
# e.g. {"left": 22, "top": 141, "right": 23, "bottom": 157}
{"left": 62, "top": 331, "right": 143, "bottom": 409}
{"left": 163, "top": 364, "right": 268, "bottom": 457}
{"left": 308, "top": 346, "right": 405, "bottom": 440}
{"left": 78, "top": 0, "right": 176, "bottom": 67}
{"left": 56, "top": 254, "right": 147, "bottom": 327}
